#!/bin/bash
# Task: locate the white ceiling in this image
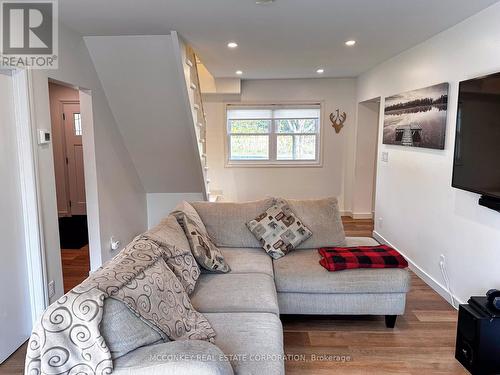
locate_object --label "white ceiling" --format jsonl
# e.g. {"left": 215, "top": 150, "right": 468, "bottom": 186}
{"left": 60, "top": 0, "right": 498, "bottom": 79}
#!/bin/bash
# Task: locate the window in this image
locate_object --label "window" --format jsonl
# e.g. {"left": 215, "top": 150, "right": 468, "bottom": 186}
{"left": 226, "top": 104, "right": 321, "bottom": 166}
{"left": 73, "top": 113, "right": 82, "bottom": 136}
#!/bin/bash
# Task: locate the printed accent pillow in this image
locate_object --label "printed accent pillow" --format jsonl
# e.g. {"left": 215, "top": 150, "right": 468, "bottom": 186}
{"left": 246, "top": 199, "right": 312, "bottom": 259}
{"left": 173, "top": 202, "right": 231, "bottom": 273}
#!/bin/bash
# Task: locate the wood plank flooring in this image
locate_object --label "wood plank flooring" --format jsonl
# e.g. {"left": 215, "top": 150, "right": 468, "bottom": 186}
{"left": 61, "top": 245, "right": 90, "bottom": 293}
{"left": 0, "top": 218, "right": 465, "bottom": 374}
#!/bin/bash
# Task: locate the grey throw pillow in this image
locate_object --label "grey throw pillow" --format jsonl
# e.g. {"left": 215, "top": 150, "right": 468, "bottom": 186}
{"left": 246, "top": 199, "right": 312, "bottom": 259}
{"left": 173, "top": 202, "right": 230, "bottom": 273}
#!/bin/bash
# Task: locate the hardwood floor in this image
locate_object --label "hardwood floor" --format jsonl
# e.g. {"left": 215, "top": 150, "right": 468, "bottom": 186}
{"left": 61, "top": 245, "right": 90, "bottom": 293}
{"left": 0, "top": 218, "right": 464, "bottom": 374}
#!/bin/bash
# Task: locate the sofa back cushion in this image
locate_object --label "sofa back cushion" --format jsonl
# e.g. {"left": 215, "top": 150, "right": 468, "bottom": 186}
{"left": 281, "top": 197, "right": 346, "bottom": 249}
{"left": 191, "top": 198, "right": 275, "bottom": 248}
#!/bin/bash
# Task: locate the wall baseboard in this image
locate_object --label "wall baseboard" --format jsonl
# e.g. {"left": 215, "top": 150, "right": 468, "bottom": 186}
{"left": 341, "top": 211, "right": 373, "bottom": 219}
{"left": 352, "top": 212, "right": 374, "bottom": 219}
{"left": 373, "top": 231, "right": 463, "bottom": 309}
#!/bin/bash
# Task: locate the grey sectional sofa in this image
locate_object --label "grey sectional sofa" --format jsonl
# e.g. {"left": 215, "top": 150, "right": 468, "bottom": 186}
{"left": 111, "top": 198, "right": 411, "bottom": 375}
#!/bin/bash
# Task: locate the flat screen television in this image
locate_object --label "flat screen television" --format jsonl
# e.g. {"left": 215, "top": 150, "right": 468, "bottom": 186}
{"left": 452, "top": 72, "right": 500, "bottom": 204}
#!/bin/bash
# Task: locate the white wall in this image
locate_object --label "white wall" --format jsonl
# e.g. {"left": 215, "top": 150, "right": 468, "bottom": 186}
{"left": 32, "top": 24, "right": 147, "bottom": 301}
{"left": 357, "top": 3, "right": 500, "bottom": 304}
{"left": 84, "top": 35, "right": 205, "bottom": 194}
{"left": 147, "top": 192, "right": 204, "bottom": 228}
{"left": 204, "top": 78, "right": 357, "bottom": 212}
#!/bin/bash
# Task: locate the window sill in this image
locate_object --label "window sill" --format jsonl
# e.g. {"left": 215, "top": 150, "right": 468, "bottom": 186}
{"left": 225, "top": 160, "right": 323, "bottom": 168}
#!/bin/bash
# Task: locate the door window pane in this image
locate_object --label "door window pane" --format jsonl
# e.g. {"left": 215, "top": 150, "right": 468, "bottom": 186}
{"left": 73, "top": 113, "right": 82, "bottom": 136}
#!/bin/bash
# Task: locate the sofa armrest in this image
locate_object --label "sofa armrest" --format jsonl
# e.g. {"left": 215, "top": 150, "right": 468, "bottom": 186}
{"left": 113, "top": 340, "right": 234, "bottom": 375}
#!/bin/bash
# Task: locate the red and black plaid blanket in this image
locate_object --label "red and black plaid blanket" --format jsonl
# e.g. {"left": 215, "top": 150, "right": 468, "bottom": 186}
{"left": 318, "top": 245, "right": 408, "bottom": 272}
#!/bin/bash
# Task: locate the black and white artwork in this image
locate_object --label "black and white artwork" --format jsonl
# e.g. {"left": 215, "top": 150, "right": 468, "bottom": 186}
{"left": 383, "top": 83, "right": 449, "bottom": 149}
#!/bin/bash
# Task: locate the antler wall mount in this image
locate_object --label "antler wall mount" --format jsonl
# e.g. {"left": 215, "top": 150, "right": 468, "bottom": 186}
{"left": 330, "top": 109, "right": 347, "bottom": 134}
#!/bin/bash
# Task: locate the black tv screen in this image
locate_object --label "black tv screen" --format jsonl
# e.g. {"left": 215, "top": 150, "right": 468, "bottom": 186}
{"left": 452, "top": 72, "right": 500, "bottom": 199}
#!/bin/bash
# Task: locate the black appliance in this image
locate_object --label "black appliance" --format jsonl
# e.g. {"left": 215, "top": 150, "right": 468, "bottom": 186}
{"left": 455, "top": 296, "right": 500, "bottom": 374}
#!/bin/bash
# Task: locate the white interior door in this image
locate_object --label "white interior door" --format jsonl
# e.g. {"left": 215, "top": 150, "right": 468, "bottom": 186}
{"left": 0, "top": 71, "right": 33, "bottom": 362}
{"left": 63, "top": 102, "right": 87, "bottom": 215}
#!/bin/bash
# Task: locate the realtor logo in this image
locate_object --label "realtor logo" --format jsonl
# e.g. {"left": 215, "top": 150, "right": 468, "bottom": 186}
{"left": 1, "top": 0, "right": 58, "bottom": 68}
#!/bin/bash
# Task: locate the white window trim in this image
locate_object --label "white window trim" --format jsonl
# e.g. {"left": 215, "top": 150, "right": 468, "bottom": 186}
{"left": 224, "top": 102, "right": 324, "bottom": 168}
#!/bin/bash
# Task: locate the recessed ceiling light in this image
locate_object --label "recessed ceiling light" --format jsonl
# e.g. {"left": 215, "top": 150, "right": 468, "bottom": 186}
{"left": 227, "top": 42, "right": 238, "bottom": 49}
{"left": 236, "top": 70, "right": 243, "bottom": 75}
{"left": 316, "top": 68, "right": 324, "bottom": 74}
{"left": 256, "top": 0, "right": 275, "bottom": 4}
{"left": 345, "top": 40, "right": 356, "bottom": 46}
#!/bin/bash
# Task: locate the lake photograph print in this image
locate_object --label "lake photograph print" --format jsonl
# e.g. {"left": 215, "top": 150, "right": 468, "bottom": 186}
{"left": 383, "top": 83, "right": 449, "bottom": 150}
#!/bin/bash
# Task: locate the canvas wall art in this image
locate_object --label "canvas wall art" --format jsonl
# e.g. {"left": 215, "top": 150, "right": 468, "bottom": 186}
{"left": 383, "top": 83, "right": 449, "bottom": 149}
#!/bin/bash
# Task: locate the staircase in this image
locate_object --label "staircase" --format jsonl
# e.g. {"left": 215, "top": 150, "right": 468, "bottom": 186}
{"left": 179, "top": 41, "right": 211, "bottom": 200}
{"left": 85, "top": 32, "right": 210, "bottom": 200}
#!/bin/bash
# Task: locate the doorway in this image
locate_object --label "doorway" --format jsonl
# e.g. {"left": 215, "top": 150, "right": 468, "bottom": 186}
{"left": 48, "top": 82, "right": 90, "bottom": 293}
{"left": 352, "top": 98, "right": 381, "bottom": 219}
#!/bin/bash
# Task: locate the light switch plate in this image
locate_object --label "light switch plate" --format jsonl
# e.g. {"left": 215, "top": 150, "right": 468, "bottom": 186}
{"left": 381, "top": 151, "right": 389, "bottom": 163}
{"left": 38, "top": 129, "right": 51, "bottom": 144}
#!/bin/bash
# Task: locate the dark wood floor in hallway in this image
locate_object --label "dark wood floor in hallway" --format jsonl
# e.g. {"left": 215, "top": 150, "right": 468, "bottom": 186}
{"left": 0, "top": 218, "right": 465, "bottom": 374}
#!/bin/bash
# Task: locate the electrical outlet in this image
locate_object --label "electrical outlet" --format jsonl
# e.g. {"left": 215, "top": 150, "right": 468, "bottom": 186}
{"left": 110, "top": 237, "right": 121, "bottom": 251}
{"left": 378, "top": 217, "right": 383, "bottom": 229}
{"left": 48, "top": 280, "right": 55, "bottom": 298}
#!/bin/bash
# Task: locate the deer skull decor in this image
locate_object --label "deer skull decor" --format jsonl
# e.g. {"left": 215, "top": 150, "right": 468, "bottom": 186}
{"left": 330, "top": 109, "right": 347, "bottom": 134}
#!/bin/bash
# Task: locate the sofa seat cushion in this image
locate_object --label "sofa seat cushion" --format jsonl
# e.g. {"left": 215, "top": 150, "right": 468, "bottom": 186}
{"left": 190, "top": 273, "right": 279, "bottom": 315}
{"left": 344, "top": 237, "right": 381, "bottom": 247}
{"left": 205, "top": 312, "right": 285, "bottom": 375}
{"left": 218, "top": 247, "right": 274, "bottom": 277}
{"left": 273, "top": 238, "right": 411, "bottom": 294}
{"left": 113, "top": 340, "right": 234, "bottom": 375}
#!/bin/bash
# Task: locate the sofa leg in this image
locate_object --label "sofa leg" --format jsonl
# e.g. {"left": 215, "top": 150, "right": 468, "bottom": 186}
{"left": 385, "top": 315, "right": 397, "bottom": 328}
